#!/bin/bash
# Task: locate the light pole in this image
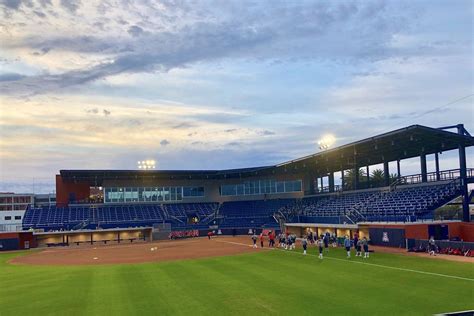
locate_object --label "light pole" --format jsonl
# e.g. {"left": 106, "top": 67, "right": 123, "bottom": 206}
{"left": 137, "top": 160, "right": 156, "bottom": 170}
{"left": 318, "top": 134, "right": 336, "bottom": 151}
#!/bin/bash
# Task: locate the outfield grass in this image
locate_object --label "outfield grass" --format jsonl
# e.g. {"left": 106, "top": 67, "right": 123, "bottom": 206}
{"left": 1, "top": 246, "right": 473, "bottom": 315}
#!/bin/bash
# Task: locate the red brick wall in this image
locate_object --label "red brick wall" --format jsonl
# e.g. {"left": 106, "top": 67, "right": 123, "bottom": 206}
{"left": 56, "top": 175, "right": 90, "bottom": 206}
{"left": 18, "top": 232, "right": 36, "bottom": 249}
{"left": 405, "top": 224, "right": 429, "bottom": 239}
{"left": 459, "top": 223, "right": 474, "bottom": 242}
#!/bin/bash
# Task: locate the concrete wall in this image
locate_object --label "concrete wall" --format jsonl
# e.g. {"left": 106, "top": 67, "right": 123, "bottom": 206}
{"left": 0, "top": 210, "right": 25, "bottom": 231}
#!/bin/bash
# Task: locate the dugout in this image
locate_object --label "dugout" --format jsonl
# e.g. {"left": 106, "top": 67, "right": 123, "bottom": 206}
{"left": 285, "top": 223, "right": 358, "bottom": 238}
{"left": 0, "top": 231, "right": 36, "bottom": 251}
{"left": 34, "top": 227, "right": 153, "bottom": 247}
{"left": 287, "top": 221, "right": 474, "bottom": 248}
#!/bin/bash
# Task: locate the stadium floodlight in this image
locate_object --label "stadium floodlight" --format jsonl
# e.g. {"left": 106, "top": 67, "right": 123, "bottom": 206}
{"left": 137, "top": 160, "right": 156, "bottom": 170}
{"left": 318, "top": 134, "right": 336, "bottom": 151}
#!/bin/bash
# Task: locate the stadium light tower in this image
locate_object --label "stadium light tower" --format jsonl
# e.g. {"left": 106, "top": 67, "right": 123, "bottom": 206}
{"left": 318, "top": 134, "right": 336, "bottom": 151}
{"left": 137, "top": 160, "right": 156, "bottom": 170}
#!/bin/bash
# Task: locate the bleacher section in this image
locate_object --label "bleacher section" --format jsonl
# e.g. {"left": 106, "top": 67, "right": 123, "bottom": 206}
{"left": 162, "top": 203, "right": 219, "bottom": 229}
{"left": 288, "top": 181, "right": 461, "bottom": 223}
{"left": 22, "top": 181, "right": 463, "bottom": 231}
{"left": 218, "top": 199, "right": 294, "bottom": 228}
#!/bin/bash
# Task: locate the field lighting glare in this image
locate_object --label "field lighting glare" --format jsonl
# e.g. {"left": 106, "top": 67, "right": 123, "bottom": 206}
{"left": 137, "top": 160, "right": 156, "bottom": 170}
{"left": 318, "top": 134, "right": 336, "bottom": 151}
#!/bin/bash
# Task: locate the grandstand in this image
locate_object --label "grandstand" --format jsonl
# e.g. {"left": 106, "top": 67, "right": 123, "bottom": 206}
{"left": 21, "top": 124, "right": 474, "bottom": 233}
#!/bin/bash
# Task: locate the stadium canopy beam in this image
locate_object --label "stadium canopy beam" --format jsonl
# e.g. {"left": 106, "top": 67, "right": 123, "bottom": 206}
{"left": 328, "top": 173, "right": 335, "bottom": 192}
{"left": 420, "top": 154, "right": 428, "bottom": 183}
{"left": 59, "top": 124, "right": 474, "bottom": 185}
{"left": 434, "top": 153, "right": 440, "bottom": 181}
{"left": 458, "top": 126, "right": 469, "bottom": 222}
{"left": 383, "top": 161, "right": 390, "bottom": 186}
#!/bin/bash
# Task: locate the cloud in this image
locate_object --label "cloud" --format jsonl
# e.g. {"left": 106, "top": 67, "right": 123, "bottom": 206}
{"left": 60, "top": 0, "right": 80, "bottom": 14}
{"left": 1, "top": 0, "right": 32, "bottom": 10}
{"left": 0, "top": 1, "right": 418, "bottom": 96}
{"left": 173, "top": 122, "right": 195, "bottom": 129}
{"left": 160, "top": 139, "right": 170, "bottom": 146}
{"left": 128, "top": 25, "right": 145, "bottom": 37}
{"left": 0, "top": 73, "right": 26, "bottom": 81}
{"left": 259, "top": 130, "right": 275, "bottom": 136}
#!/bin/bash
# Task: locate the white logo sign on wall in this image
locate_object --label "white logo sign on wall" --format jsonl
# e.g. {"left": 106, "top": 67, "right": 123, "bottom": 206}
{"left": 382, "top": 232, "right": 389, "bottom": 243}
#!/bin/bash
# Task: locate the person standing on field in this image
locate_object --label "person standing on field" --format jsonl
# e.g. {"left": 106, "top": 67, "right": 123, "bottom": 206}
{"left": 323, "top": 232, "right": 329, "bottom": 252}
{"left": 353, "top": 232, "right": 359, "bottom": 251}
{"left": 302, "top": 236, "right": 308, "bottom": 255}
{"left": 428, "top": 236, "right": 436, "bottom": 256}
{"left": 259, "top": 232, "right": 264, "bottom": 248}
{"left": 318, "top": 236, "right": 324, "bottom": 259}
{"left": 362, "top": 237, "right": 369, "bottom": 258}
{"left": 356, "top": 239, "right": 362, "bottom": 257}
{"left": 269, "top": 231, "right": 275, "bottom": 247}
{"left": 344, "top": 236, "right": 351, "bottom": 258}
{"left": 251, "top": 233, "right": 258, "bottom": 248}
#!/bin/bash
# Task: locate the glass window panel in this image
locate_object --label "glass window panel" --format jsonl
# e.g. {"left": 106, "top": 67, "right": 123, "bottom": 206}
{"left": 276, "top": 181, "right": 285, "bottom": 193}
{"left": 164, "top": 187, "right": 170, "bottom": 201}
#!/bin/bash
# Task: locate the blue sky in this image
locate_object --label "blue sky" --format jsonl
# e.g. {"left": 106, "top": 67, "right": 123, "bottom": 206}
{"left": 0, "top": 0, "right": 473, "bottom": 193}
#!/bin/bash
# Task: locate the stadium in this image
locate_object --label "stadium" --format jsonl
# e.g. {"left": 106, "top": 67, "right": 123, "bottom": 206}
{"left": 1, "top": 1, "right": 474, "bottom": 315}
{"left": 1, "top": 124, "right": 473, "bottom": 315}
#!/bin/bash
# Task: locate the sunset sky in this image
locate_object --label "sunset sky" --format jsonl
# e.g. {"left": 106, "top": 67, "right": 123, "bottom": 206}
{"left": 0, "top": 0, "right": 473, "bottom": 193}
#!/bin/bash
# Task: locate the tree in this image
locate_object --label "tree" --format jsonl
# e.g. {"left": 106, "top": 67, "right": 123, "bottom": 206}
{"left": 342, "top": 168, "right": 366, "bottom": 190}
{"left": 370, "top": 169, "right": 384, "bottom": 187}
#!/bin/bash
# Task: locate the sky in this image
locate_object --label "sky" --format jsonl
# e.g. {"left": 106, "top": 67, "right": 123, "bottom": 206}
{"left": 0, "top": 0, "right": 473, "bottom": 193}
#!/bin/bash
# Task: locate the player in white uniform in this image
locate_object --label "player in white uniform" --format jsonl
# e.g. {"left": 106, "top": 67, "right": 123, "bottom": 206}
{"left": 318, "top": 237, "right": 324, "bottom": 259}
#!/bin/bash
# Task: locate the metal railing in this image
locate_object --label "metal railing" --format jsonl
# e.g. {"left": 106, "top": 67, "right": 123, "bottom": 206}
{"left": 306, "top": 168, "right": 472, "bottom": 196}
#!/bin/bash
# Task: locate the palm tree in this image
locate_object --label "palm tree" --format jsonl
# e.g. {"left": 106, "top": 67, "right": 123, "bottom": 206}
{"left": 370, "top": 169, "right": 385, "bottom": 187}
{"left": 342, "top": 168, "right": 366, "bottom": 190}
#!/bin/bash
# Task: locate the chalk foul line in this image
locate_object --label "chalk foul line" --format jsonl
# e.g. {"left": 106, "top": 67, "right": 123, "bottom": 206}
{"left": 214, "top": 239, "right": 474, "bottom": 282}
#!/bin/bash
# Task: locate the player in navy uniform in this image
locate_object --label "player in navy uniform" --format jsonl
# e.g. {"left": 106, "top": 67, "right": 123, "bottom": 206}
{"left": 353, "top": 232, "right": 359, "bottom": 252}
{"left": 323, "top": 232, "right": 329, "bottom": 252}
{"left": 356, "top": 239, "right": 362, "bottom": 257}
{"left": 302, "top": 236, "right": 308, "bottom": 255}
{"left": 362, "top": 237, "right": 369, "bottom": 258}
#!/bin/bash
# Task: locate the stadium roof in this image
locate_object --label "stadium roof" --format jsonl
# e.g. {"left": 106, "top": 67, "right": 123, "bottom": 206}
{"left": 60, "top": 124, "right": 474, "bottom": 184}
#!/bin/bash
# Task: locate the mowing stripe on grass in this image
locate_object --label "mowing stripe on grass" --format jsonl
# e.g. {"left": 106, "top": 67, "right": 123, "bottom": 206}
{"left": 214, "top": 239, "right": 474, "bottom": 282}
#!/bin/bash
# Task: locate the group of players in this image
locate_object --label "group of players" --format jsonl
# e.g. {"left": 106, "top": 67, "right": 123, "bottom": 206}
{"left": 251, "top": 230, "right": 370, "bottom": 259}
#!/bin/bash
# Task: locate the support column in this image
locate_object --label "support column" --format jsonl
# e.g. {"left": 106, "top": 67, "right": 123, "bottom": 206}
{"left": 458, "top": 126, "right": 469, "bottom": 221}
{"left": 304, "top": 173, "right": 315, "bottom": 195}
{"left": 420, "top": 154, "right": 427, "bottom": 183}
{"left": 341, "top": 170, "right": 345, "bottom": 190}
{"left": 435, "top": 153, "right": 440, "bottom": 181}
{"left": 90, "top": 233, "right": 93, "bottom": 245}
{"left": 320, "top": 177, "right": 324, "bottom": 192}
{"left": 366, "top": 165, "right": 370, "bottom": 188}
{"left": 354, "top": 166, "right": 359, "bottom": 190}
{"left": 328, "top": 173, "right": 335, "bottom": 193}
{"left": 397, "top": 160, "right": 401, "bottom": 178}
{"left": 383, "top": 161, "right": 390, "bottom": 186}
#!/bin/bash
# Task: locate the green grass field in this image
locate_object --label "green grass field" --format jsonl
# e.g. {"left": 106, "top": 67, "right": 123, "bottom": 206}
{"left": 1, "top": 246, "right": 473, "bottom": 316}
